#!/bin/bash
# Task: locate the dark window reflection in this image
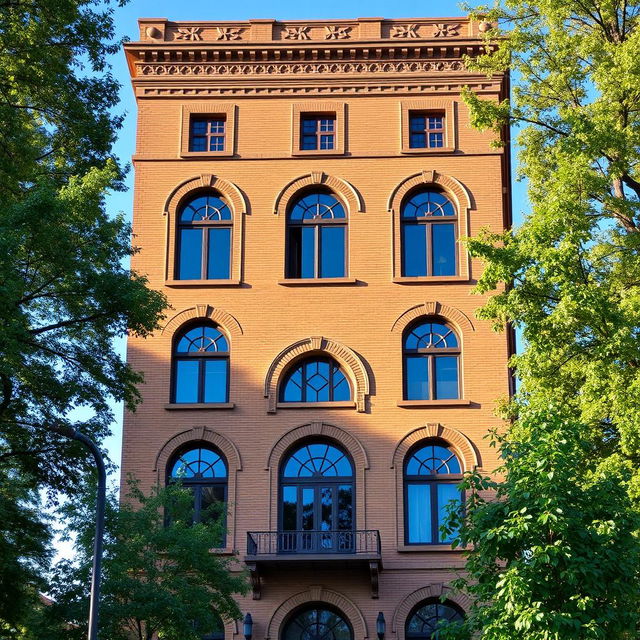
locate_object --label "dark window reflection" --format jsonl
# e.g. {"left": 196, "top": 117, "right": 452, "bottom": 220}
{"left": 281, "top": 357, "right": 351, "bottom": 403}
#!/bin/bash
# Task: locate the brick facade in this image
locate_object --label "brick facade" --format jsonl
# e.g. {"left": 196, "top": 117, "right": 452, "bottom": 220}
{"left": 122, "top": 15, "right": 510, "bottom": 639}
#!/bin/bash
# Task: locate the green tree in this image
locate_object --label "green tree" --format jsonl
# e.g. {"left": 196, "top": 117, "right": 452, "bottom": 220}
{"left": 442, "top": 0, "right": 640, "bottom": 636}
{"left": 38, "top": 480, "right": 248, "bottom": 640}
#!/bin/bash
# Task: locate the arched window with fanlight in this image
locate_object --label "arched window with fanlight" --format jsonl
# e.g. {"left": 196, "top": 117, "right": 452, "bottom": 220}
{"left": 280, "top": 357, "right": 351, "bottom": 403}
{"left": 172, "top": 323, "right": 229, "bottom": 404}
{"left": 286, "top": 191, "right": 347, "bottom": 279}
{"left": 404, "top": 441, "right": 462, "bottom": 545}
{"left": 177, "top": 192, "right": 232, "bottom": 280}
{"left": 403, "top": 320, "right": 460, "bottom": 400}
{"left": 401, "top": 190, "right": 457, "bottom": 277}
{"left": 282, "top": 605, "right": 353, "bottom": 640}
{"left": 405, "top": 599, "right": 464, "bottom": 639}
{"left": 168, "top": 445, "right": 228, "bottom": 531}
{"left": 280, "top": 442, "right": 354, "bottom": 553}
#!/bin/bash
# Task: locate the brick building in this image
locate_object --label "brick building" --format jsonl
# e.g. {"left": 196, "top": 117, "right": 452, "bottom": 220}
{"left": 122, "top": 15, "right": 511, "bottom": 640}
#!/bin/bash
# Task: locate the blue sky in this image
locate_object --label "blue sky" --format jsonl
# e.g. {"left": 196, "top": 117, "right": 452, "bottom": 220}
{"left": 103, "top": 0, "right": 527, "bottom": 476}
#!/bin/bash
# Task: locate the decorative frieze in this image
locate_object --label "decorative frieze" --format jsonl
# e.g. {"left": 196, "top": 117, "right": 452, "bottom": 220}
{"left": 324, "top": 25, "right": 351, "bottom": 40}
{"left": 283, "top": 26, "right": 310, "bottom": 40}
{"left": 216, "top": 26, "right": 244, "bottom": 40}
{"left": 173, "top": 26, "right": 202, "bottom": 41}
{"left": 391, "top": 24, "right": 419, "bottom": 38}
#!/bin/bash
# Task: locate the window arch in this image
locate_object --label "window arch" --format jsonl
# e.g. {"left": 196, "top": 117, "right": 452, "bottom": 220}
{"left": 404, "top": 440, "right": 462, "bottom": 545}
{"left": 405, "top": 599, "right": 464, "bottom": 639}
{"left": 403, "top": 319, "right": 460, "bottom": 400}
{"left": 176, "top": 192, "right": 232, "bottom": 280}
{"left": 286, "top": 191, "right": 347, "bottom": 279}
{"left": 401, "top": 190, "right": 457, "bottom": 277}
{"left": 282, "top": 605, "right": 353, "bottom": 640}
{"left": 172, "top": 322, "right": 229, "bottom": 404}
{"left": 280, "top": 357, "right": 352, "bottom": 403}
{"left": 280, "top": 442, "right": 354, "bottom": 552}
{"left": 168, "top": 445, "right": 228, "bottom": 527}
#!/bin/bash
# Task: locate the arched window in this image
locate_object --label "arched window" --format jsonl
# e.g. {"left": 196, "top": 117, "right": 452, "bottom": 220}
{"left": 280, "top": 442, "right": 354, "bottom": 552}
{"left": 404, "top": 441, "right": 462, "bottom": 544}
{"left": 282, "top": 605, "right": 353, "bottom": 640}
{"left": 280, "top": 357, "right": 351, "bottom": 403}
{"left": 286, "top": 191, "right": 347, "bottom": 279}
{"left": 405, "top": 599, "right": 464, "bottom": 639}
{"left": 172, "top": 323, "right": 229, "bottom": 404}
{"left": 401, "top": 190, "right": 457, "bottom": 277}
{"left": 403, "top": 320, "right": 460, "bottom": 400}
{"left": 168, "top": 445, "right": 228, "bottom": 526}
{"left": 177, "top": 192, "right": 232, "bottom": 280}
{"left": 194, "top": 613, "right": 225, "bottom": 640}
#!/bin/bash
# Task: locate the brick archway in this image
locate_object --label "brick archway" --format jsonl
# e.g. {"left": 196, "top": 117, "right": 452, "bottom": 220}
{"left": 264, "top": 337, "right": 370, "bottom": 413}
{"left": 266, "top": 586, "right": 368, "bottom": 640}
{"left": 391, "top": 584, "right": 472, "bottom": 640}
{"left": 162, "top": 304, "right": 243, "bottom": 338}
{"left": 391, "top": 302, "right": 474, "bottom": 337}
{"left": 273, "top": 172, "right": 364, "bottom": 217}
{"left": 265, "top": 421, "right": 369, "bottom": 531}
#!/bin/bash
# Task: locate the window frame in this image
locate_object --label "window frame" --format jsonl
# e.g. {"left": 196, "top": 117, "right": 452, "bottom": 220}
{"left": 400, "top": 189, "right": 458, "bottom": 278}
{"left": 300, "top": 114, "right": 336, "bottom": 151}
{"left": 180, "top": 103, "right": 236, "bottom": 158}
{"left": 279, "top": 356, "right": 353, "bottom": 404}
{"left": 285, "top": 190, "right": 349, "bottom": 280}
{"left": 403, "top": 440, "right": 463, "bottom": 546}
{"left": 189, "top": 116, "right": 227, "bottom": 153}
{"left": 175, "top": 192, "right": 233, "bottom": 281}
{"left": 283, "top": 605, "right": 354, "bottom": 640}
{"left": 400, "top": 100, "right": 455, "bottom": 154}
{"left": 408, "top": 111, "right": 446, "bottom": 150}
{"left": 291, "top": 102, "right": 346, "bottom": 156}
{"left": 402, "top": 319, "right": 461, "bottom": 401}
{"left": 171, "top": 322, "right": 230, "bottom": 405}
{"left": 405, "top": 599, "right": 465, "bottom": 639}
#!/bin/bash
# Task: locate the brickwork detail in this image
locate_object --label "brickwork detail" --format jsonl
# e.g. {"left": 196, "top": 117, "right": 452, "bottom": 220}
{"left": 162, "top": 305, "right": 243, "bottom": 337}
{"left": 273, "top": 172, "right": 363, "bottom": 216}
{"left": 391, "top": 584, "right": 472, "bottom": 638}
{"left": 264, "top": 337, "right": 370, "bottom": 412}
{"left": 265, "top": 422, "right": 369, "bottom": 531}
{"left": 266, "top": 587, "right": 368, "bottom": 640}
{"left": 391, "top": 302, "right": 475, "bottom": 335}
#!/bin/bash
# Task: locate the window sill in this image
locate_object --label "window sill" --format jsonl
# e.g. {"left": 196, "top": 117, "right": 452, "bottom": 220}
{"left": 400, "top": 147, "right": 455, "bottom": 155}
{"left": 277, "top": 401, "right": 356, "bottom": 410}
{"left": 210, "top": 547, "right": 235, "bottom": 555}
{"left": 179, "top": 151, "right": 235, "bottom": 158}
{"left": 278, "top": 277, "right": 358, "bottom": 286}
{"left": 393, "top": 276, "right": 469, "bottom": 285}
{"left": 291, "top": 150, "right": 346, "bottom": 157}
{"left": 164, "top": 403, "right": 235, "bottom": 410}
{"left": 398, "top": 544, "right": 462, "bottom": 552}
{"left": 397, "top": 399, "right": 471, "bottom": 408}
{"left": 165, "top": 279, "right": 242, "bottom": 287}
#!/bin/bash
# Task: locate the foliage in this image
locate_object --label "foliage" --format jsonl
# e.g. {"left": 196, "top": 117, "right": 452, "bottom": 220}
{"left": 443, "top": 0, "right": 640, "bottom": 636}
{"left": 40, "top": 479, "right": 248, "bottom": 640}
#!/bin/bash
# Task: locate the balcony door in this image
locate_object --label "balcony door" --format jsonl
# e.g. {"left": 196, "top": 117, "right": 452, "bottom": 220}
{"left": 280, "top": 442, "right": 354, "bottom": 553}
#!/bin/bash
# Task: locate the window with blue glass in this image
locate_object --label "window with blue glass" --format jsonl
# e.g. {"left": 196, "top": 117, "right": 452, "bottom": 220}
{"left": 189, "top": 117, "right": 226, "bottom": 152}
{"left": 409, "top": 111, "right": 445, "bottom": 149}
{"left": 403, "top": 320, "right": 460, "bottom": 401}
{"left": 168, "top": 445, "right": 227, "bottom": 527}
{"left": 172, "top": 323, "right": 229, "bottom": 404}
{"left": 286, "top": 192, "right": 347, "bottom": 279}
{"left": 280, "top": 442, "right": 354, "bottom": 553}
{"left": 300, "top": 114, "right": 335, "bottom": 150}
{"left": 280, "top": 357, "right": 351, "bottom": 403}
{"left": 176, "top": 193, "right": 232, "bottom": 281}
{"left": 404, "top": 441, "right": 462, "bottom": 545}
{"left": 401, "top": 190, "right": 457, "bottom": 277}
{"left": 405, "top": 599, "right": 464, "bottom": 639}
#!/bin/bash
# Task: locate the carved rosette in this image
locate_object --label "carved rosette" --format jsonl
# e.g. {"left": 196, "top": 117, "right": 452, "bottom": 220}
{"left": 173, "top": 27, "right": 202, "bottom": 41}
{"left": 216, "top": 26, "right": 244, "bottom": 40}
{"left": 391, "top": 24, "right": 419, "bottom": 38}
{"left": 434, "top": 23, "right": 461, "bottom": 37}
{"left": 325, "top": 25, "right": 351, "bottom": 40}
{"left": 283, "top": 26, "right": 310, "bottom": 40}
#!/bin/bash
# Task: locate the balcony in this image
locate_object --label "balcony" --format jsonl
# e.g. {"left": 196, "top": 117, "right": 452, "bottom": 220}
{"left": 245, "top": 530, "right": 382, "bottom": 599}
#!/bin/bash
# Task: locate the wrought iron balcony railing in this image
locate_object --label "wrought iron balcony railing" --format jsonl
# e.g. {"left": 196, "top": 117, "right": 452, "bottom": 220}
{"left": 246, "top": 529, "right": 381, "bottom": 556}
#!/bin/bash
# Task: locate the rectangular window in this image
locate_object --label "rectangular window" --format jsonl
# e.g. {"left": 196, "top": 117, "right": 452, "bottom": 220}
{"left": 319, "top": 226, "right": 345, "bottom": 277}
{"left": 207, "top": 228, "right": 232, "bottom": 279}
{"left": 174, "top": 360, "right": 199, "bottom": 403}
{"left": 189, "top": 116, "right": 226, "bottom": 152}
{"left": 178, "top": 228, "right": 203, "bottom": 280}
{"left": 437, "top": 484, "right": 462, "bottom": 543}
{"left": 407, "top": 483, "right": 432, "bottom": 543}
{"left": 203, "top": 359, "right": 228, "bottom": 403}
{"left": 434, "top": 356, "right": 459, "bottom": 399}
{"left": 409, "top": 111, "right": 445, "bottom": 149}
{"left": 405, "top": 355, "right": 430, "bottom": 400}
{"left": 402, "top": 223, "right": 428, "bottom": 277}
{"left": 431, "top": 223, "right": 456, "bottom": 276}
{"left": 300, "top": 115, "right": 336, "bottom": 151}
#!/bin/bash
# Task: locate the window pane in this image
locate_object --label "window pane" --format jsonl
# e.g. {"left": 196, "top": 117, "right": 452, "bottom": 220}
{"left": 178, "top": 228, "right": 203, "bottom": 279}
{"left": 332, "top": 367, "right": 351, "bottom": 401}
{"left": 435, "top": 356, "right": 459, "bottom": 399}
{"left": 320, "top": 134, "right": 334, "bottom": 150}
{"left": 406, "top": 355, "right": 429, "bottom": 400}
{"left": 190, "top": 136, "right": 207, "bottom": 152}
{"left": 207, "top": 227, "right": 231, "bottom": 279}
{"left": 402, "top": 223, "right": 427, "bottom": 277}
{"left": 203, "top": 359, "right": 228, "bottom": 403}
{"left": 175, "top": 360, "right": 199, "bottom": 403}
{"left": 302, "top": 488, "right": 314, "bottom": 531}
{"left": 320, "top": 226, "right": 345, "bottom": 277}
{"left": 321, "top": 487, "right": 332, "bottom": 531}
{"left": 301, "top": 118, "right": 317, "bottom": 133}
{"left": 282, "top": 366, "right": 303, "bottom": 402}
{"left": 410, "top": 133, "right": 426, "bottom": 148}
{"left": 338, "top": 485, "right": 353, "bottom": 530}
{"left": 410, "top": 115, "right": 425, "bottom": 132}
{"left": 192, "top": 120, "right": 207, "bottom": 134}
{"left": 200, "top": 485, "right": 225, "bottom": 524}
{"left": 429, "top": 132, "right": 444, "bottom": 148}
{"left": 282, "top": 486, "right": 297, "bottom": 530}
{"left": 431, "top": 223, "right": 456, "bottom": 276}
{"left": 407, "top": 483, "right": 431, "bottom": 543}
{"left": 210, "top": 136, "right": 225, "bottom": 151}
{"left": 437, "top": 484, "right": 462, "bottom": 542}
{"left": 301, "top": 135, "right": 317, "bottom": 150}
{"left": 301, "top": 226, "right": 316, "bottom": 278}
{"left": 306, "top": 360, "right": 330, "bottom": 402}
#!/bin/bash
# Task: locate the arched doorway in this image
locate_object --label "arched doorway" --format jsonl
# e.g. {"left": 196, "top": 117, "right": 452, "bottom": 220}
{"left": 282, "top": 605, "right": 353, "bottom": 640}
